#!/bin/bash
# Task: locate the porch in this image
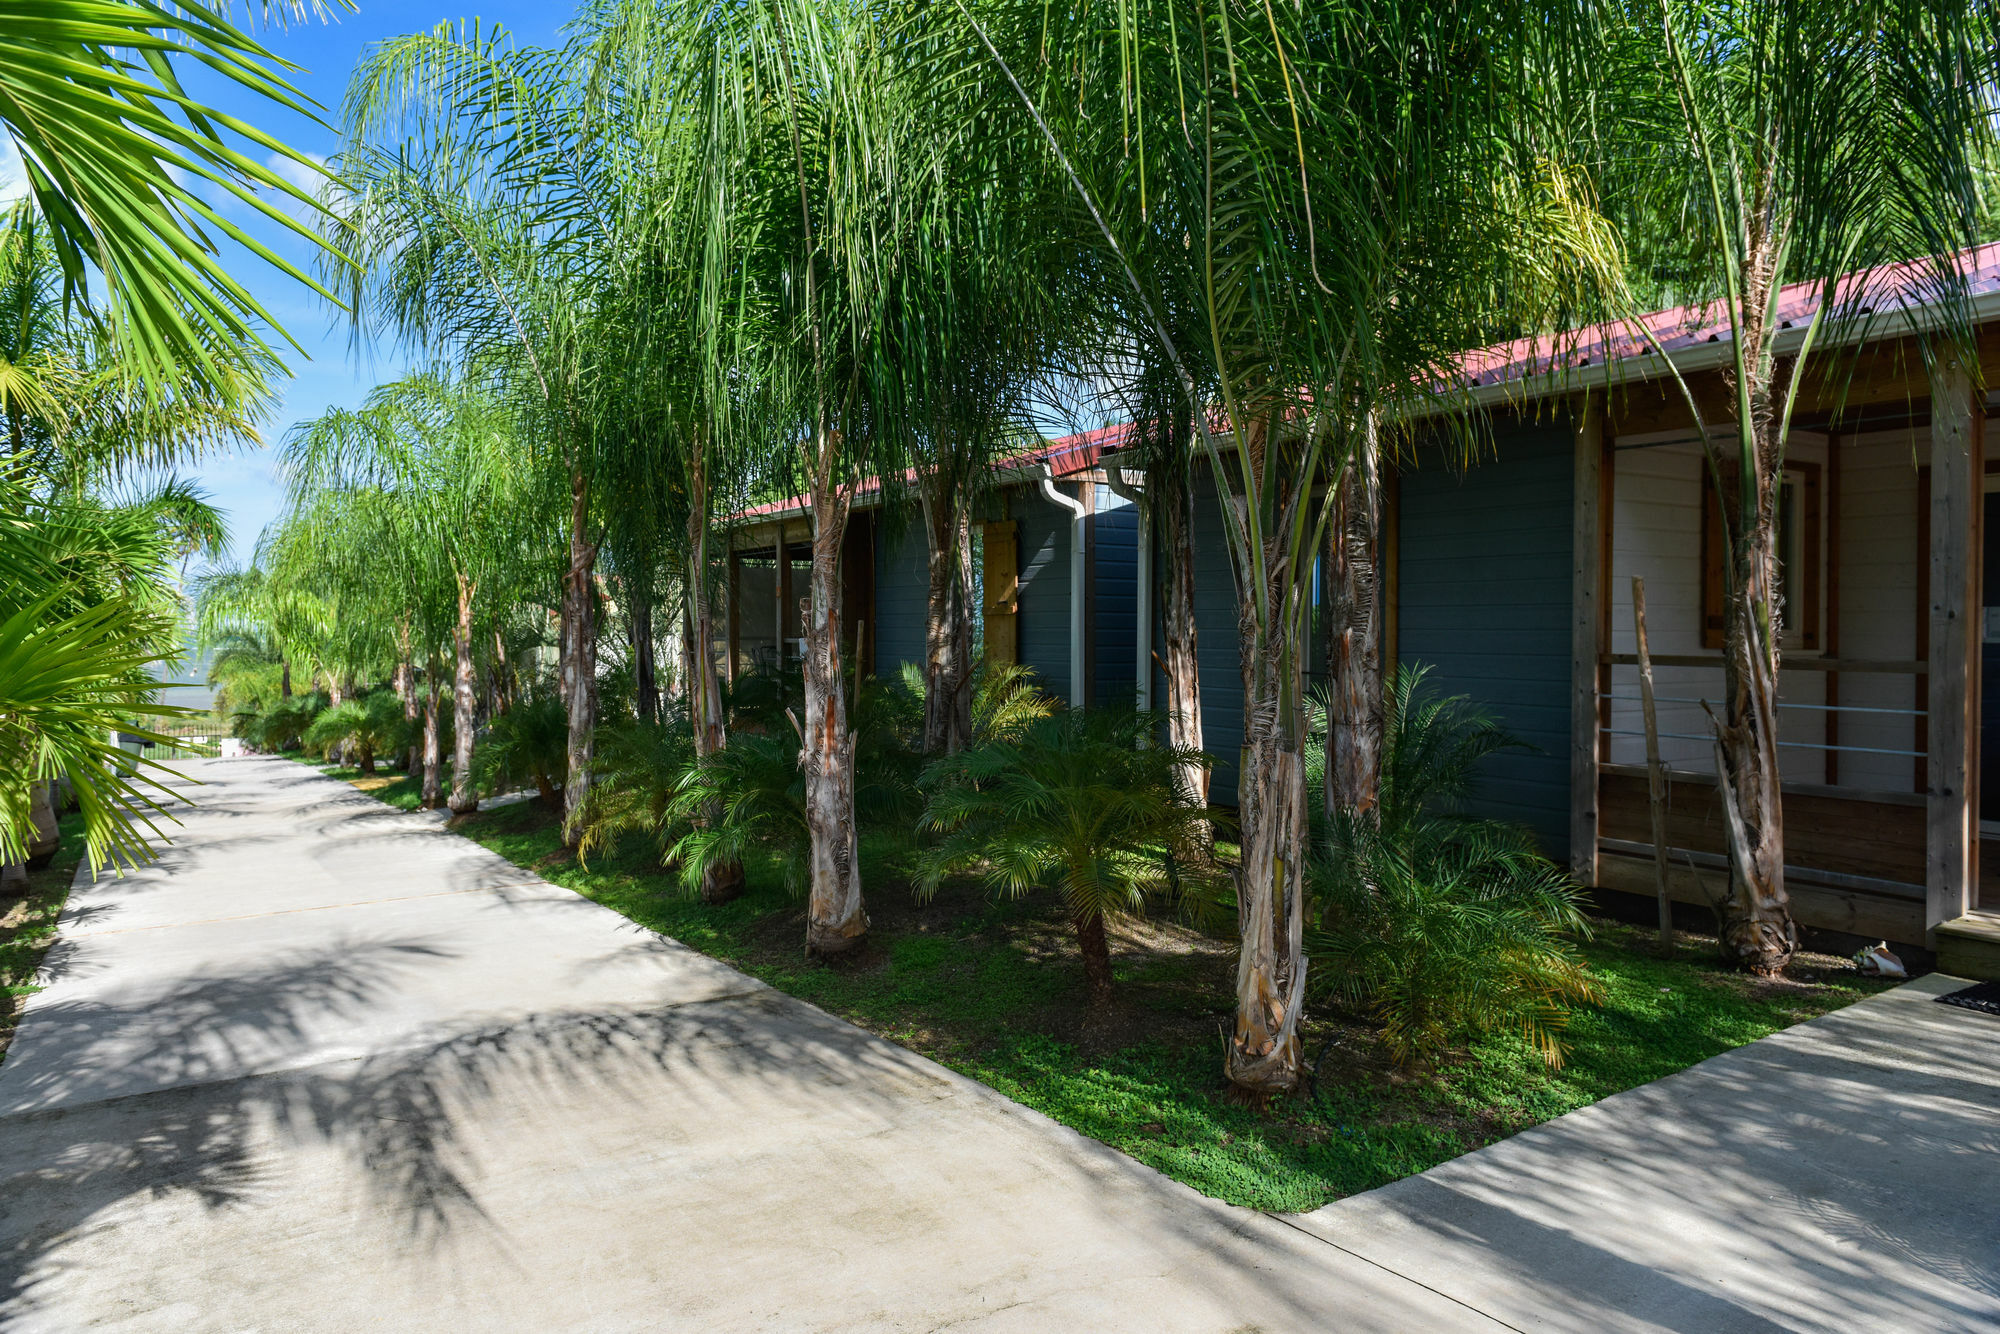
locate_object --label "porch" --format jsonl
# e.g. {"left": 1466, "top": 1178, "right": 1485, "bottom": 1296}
{"left": 1568, "top": 342, "right": 2000, "bottom": 966}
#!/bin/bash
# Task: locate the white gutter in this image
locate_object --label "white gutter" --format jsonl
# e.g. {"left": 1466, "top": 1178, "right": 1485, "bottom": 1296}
{"left": 1104, "top": 458, "right": 1150, "bottom": 710}
{"left": 1035, "top": 466, "right": 1089, "bottom": 708}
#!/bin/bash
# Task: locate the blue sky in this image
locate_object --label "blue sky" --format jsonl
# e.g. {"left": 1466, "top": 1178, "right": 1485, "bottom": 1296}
{"left": 143, "top": 4, "right": 568, "bottom": 571}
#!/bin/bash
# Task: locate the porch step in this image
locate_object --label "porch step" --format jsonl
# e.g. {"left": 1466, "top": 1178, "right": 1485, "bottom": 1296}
{"left": 1935, "top": 914, "right": 2000, "bottom": 982}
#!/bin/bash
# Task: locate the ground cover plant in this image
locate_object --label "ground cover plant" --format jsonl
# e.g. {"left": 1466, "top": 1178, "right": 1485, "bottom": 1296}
{"left": 0, "top": 810, "right": 86, "bottom": 1064}
{"left": 370, "top": 783, "right": 1893, "bottom": 1213}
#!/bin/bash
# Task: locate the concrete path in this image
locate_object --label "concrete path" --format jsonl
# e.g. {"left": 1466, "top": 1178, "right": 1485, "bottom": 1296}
{"left": 1294, "top": 970, "right": 2000, "bottom": 1333}
{"left": 0, "top": 757, "right": 1993, "bottom": 1332}
{"left": 0, "top": 758, "right": 1485, "bottom": 1332}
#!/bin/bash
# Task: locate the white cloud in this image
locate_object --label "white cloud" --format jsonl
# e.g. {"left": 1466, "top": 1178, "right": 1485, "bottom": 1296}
{"left": 0, "top": 136, "right": 27, "bottom": 206}
{"left": 262, "top": 150, "right": 336, "bottom": 224}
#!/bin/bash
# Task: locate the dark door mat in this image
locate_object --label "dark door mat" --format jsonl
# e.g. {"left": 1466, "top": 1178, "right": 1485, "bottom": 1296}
{"left": 1935, "top": 980, "right": 2000, "bottom": 1016}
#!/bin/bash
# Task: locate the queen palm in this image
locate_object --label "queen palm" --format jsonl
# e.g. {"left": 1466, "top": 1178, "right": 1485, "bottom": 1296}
{"left": 649, "top": 0, "right": 924, "bottom": 954}
{"left": 281, "top": 372, "right": 527, "bottom": 813}
{"left": 1570, "top": 0, "right": 1997, "bottom": 974}
{"left": 334, "top": 8, "right": 755, "bottom": 854}
{"left": 961, "top": 0, "right": 1609, "bottom": 1094}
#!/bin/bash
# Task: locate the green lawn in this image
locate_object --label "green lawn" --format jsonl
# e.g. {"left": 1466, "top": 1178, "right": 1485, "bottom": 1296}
{"left": 358, "top": 784, "right": 1891, "bottom": 1212}
{"left": 317, "top": 762, "right": 425, "bottom": 810}
{"left": 1, "top": 810, "right": 88, "bottom": 1065}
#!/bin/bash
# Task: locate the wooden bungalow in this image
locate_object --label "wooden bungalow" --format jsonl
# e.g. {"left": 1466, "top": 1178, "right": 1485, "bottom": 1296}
{"left": 1129, "top": 249, "right": 2000, "bottom": 972}
{"left": 725, "top": 424, "right": 1143, "bottom": 708}
{"left": 726, "top": 250, "right": 2000, "bottom": 978}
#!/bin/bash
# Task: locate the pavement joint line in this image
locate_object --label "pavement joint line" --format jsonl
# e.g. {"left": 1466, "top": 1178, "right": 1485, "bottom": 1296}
{"left": 1264, "top": 1210, "right": 1527, "bottom": 1334}
{"left": 60, "top": 881, "right": 573, "bottom": 937}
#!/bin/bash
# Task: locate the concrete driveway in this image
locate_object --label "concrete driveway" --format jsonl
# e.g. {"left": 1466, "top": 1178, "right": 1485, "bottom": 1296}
{"left": 1, "top": 756, "right": 1994, "bottom": 1332}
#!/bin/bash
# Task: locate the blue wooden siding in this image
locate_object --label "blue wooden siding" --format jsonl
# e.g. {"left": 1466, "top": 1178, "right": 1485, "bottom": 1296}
{"left": 1190, "top": 469, "right": 1246, "bottom": 801}
{"left": 1397, "top": 421, "right": 1574, "bottom": 854}
{"left": 872, "top": 516, "right": 929, "bottom": 679}
{"left": 1092, "top": 486, "right": 1139, "bottom": 705}
{"left": 1014, "top": 487, "right": 1076, "bottom": 701}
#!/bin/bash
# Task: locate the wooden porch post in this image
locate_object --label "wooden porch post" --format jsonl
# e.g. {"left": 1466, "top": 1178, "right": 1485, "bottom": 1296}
{"left": 1927, "top": 355, "right": 1983, "bottom": 940}
{"left": 726, "top": 547, "right": 741, "bottom": 686}
{"left": 1571, "top": 392, "right": 1604, "bottom": 884}
{"left": 777, "top": 526, "right": 794, "bottom": 668}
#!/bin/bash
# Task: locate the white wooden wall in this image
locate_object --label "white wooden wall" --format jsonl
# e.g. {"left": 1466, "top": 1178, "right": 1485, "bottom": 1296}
{"left": 1833, "top": 427, "right": 1922, "bottom": 793}
{"left": 1605, "top": 432, "right": 1830, "bottom": 785}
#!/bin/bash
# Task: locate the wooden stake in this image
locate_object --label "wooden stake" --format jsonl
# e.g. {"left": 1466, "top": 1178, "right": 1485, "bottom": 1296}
{"left": 1633, "top": 575, "right": 1673, "bottom": 953}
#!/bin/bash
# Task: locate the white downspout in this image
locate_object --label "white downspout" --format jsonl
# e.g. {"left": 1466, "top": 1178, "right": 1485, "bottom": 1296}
{"left": 1105, "top": 460, "right": 1150, "bottom": 711}
{"left": 1036, "top": 467, "right": 1089, "bottom": 708}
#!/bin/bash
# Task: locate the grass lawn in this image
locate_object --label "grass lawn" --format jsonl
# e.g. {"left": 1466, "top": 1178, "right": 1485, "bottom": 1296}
{"left": 342, "top": 777, "right": 1894, "bottom": 1212}
{"left": 0, "top": 810, "right": 88, "bottom": 1065}
{"left": 317, "top": 762, "right": 425, "bottom": 810}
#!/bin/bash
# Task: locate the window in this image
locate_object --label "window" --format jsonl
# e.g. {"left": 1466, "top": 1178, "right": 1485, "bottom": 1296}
{"left": 1701, "top": 459, "right": 1821, "bottom": 650}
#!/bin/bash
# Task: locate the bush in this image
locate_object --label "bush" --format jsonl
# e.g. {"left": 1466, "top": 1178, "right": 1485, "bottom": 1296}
{"left": 302, "top": 692, "right": 411, "bottom": 773}
{"left": 477, "top": 692, "right": 569, "bottom": 807}
{"left": 1309, "top": 668, "right": 1598, "bottom": 1069}
{"left": 573, "top": 713, "right": 694, "bottom": 864}
{"left": 586, "top": 668, "right": 920, "bottom": 892}
{"left": 916, "top": 707, "right": 1210, "bottom": 1007}
{"left": 232, "top": 691, "right": 327, "bottom": 753}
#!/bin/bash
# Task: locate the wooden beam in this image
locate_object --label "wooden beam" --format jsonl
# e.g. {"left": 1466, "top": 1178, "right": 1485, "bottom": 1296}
{"left": 1926, "top": 353, "right": 1983, "bottom": 939}
{"left": 776, "top": 528, "right": 793, "bottom": 668}
{"left": 726, "top": 548, "right": 741, "bottom": 686}
{"left": 1826, "top": 436, "right": 1842, "bottom": 784}
{"left": 1571, "top": 392, "right": 1604, "bottom": 884}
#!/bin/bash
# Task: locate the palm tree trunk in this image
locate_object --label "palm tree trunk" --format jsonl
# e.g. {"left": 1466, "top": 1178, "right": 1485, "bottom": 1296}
{"left": 1706, "top": 236, "right": 1796, "bottom": 976}
{"left": 802, "top": 474, "right": 866, "bottom": 955}
{"left": 686, "top": 462, "right": 743, "bottom": 903}
{"left": 560, "top": 465, "right": 597, "bottom": 847}
{"left": 1224, "top": 419, "right": 1311, "bottom": 1098}
{"left": 449, "top": 573, "right": 480, "bottom": 814}
{"left": 920, "top": 486, "right": 974, "bottom": 754}
{"left": 632, "top": 582, "right": 659, "bottom": 723}
{"left": 421, "top": 671, "right": 443, "bottom": 810}
{"left": 280, "top": 659, "right": 292, "bottom": 700}
{"left": 1155, "top": 451, "right": 1206, "bottom": 808}
{"left": 1073, "top": 909, "right": 1115, "bottom": 1009}
{"left": 394, "top": 618, "right": 418, "bottom": 773}
{"left": 1326, "top": 413, "right": 1382, "bottom": 821}
{"left": 1228, "top": 604, "right": 1311, "bottom": 1097}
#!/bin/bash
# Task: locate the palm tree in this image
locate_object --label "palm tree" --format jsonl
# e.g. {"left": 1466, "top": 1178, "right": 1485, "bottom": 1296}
{"left": 1582, "top": 0, "right": 1999, "bottom": 973}
{"left": 650, "top": 0, "right": 924, "bottom": 954}
{"left": 961, "top": 0, "right": 1608, "bottom": 1094}
{"left": 1311, "top": 668, "right": 1598, "bottom": 1069}
{"left": 281, "top": 371, "right": 529, "bottom": 813}
{"left": 0, "top": 1, "right": 343, "bottom": 393}
{"left": 917, "top": 709, "right": 1209, "bottom": 1008}
{"left": 1, "top": 472, "right": 206, "bottom": 870}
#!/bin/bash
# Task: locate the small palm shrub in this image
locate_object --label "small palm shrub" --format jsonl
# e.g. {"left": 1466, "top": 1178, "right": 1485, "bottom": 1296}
{"left": 969, "top": 659, "right": 1054, "bottom": 744}
{"left": 477, "top": 692, "right": 569, "bottom": 807}
{"left": 1309, "top": 667, "right": 1598, "bottom": 1069}
{"left": 916, "top": 708, "right": 1209, "bottom": 1008}
{"left": 573, "top": 714, "right": 695, "bottom": 864}
{"left": 233, "top": 691, "right": 326, "bottom": 753}
{"left": 604, "top": 673, "right": 920, "bottom": 894}
{"left": 302, "top": 692, "right": 410, "bottom": 774}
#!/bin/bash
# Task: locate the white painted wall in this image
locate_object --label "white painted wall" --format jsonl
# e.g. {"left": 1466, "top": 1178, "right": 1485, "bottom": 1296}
{"left": 1605, "top": 431, "right": 1832, "bottom": 785}
{"left": 1831, "top": 427, "right": 1923, "bottom": 793}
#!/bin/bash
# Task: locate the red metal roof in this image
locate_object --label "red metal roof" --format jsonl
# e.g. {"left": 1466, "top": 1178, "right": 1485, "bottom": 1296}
{"left": 733, "top": 245, "right": 2000, "bottom": 525}
{"left": 731, "top": 421, "right": 1134, "bottom": 525}
{"left": 1454, "top": 243, "right": 2000, "bottom": 391}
